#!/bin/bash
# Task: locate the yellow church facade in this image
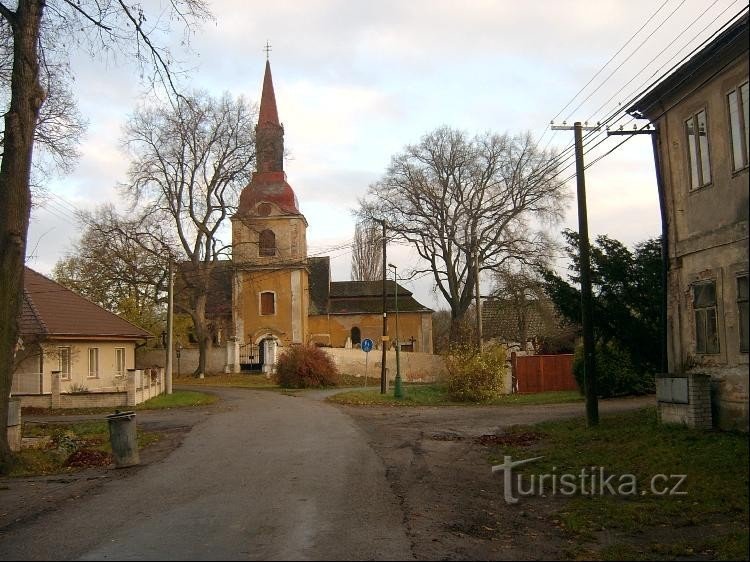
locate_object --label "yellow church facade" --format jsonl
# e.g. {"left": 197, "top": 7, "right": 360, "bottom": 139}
{"left": 226, "top": 61, "right": 433, "bottom": 373}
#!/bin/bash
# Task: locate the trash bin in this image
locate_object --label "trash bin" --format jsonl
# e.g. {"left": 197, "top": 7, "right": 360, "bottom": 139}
{"left": 106, "top": 410, "right": 139, "bottom": 468}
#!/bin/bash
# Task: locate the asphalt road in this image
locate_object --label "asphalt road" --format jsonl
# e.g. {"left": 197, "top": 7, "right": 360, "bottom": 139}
{"left": 0, "top": 388, "right": 413, "bottom": 561}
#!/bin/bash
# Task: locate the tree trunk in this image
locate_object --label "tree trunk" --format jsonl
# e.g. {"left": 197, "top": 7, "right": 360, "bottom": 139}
{"left": 192, "top": 291, "right": 208, "bottom": 377}
{"left": 0, "top": 0, "right": 46, "bottom": 473}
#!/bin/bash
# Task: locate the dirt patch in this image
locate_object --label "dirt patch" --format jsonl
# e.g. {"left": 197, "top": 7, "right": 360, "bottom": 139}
{"left": 335, "top": 397, "right": 664, "bottom": 561}
{"left": 474, "top": 431, "right": 542, "bottom": 447}
{"left": 64, "top": 450, "right": 112, "bottom": 468}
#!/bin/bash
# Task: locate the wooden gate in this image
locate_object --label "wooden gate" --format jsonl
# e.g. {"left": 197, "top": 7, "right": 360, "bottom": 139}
{"left": 511, "top": 353, "right": 577, "bottom": 393}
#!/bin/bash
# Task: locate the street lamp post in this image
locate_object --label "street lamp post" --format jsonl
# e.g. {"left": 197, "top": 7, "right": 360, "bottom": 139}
{"left": 387, "top": 263, "right": 404, "bottom": 399}
{"left": 176, "top": 342, "right": 183, "bottom": 379}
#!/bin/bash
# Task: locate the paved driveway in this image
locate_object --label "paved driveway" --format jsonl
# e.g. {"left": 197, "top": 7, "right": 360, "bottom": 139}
{"left": 0, "top": 388, "right": 412, "bottom": 561}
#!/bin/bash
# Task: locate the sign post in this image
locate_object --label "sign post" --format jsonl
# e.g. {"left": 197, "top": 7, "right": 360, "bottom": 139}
{"left": 361, "top": 338, "right": 373, "bottom": 388}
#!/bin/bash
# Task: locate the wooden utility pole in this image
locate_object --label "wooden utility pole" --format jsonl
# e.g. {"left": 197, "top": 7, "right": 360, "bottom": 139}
{"left": 380, "top": 220, "right": 388, "bottom": 394}
{"left": 474, "top": 235, "right": 483, "bottom": 352}
{"left": 166, "top": 260, "right": 174, "bottom": 395}
{"left": 552, "top": 121, "right": 599, "bottom": 426}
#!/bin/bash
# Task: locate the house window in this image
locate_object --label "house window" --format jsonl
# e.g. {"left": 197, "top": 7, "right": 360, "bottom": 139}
{"left": 115, "top": 348, "right": 126, "bottom": 377}
{"left": 685, "top": 109, "right": 711, "bottom": 189}
{"left": 58, "top": 347, "right": 71, "bottom": 379}
{"left": 693, "top": 281, "right": 719, "bottom": 354}
{"left": 350, "top": 326, "right": 361, "bottom": 345}
{"left": 260, "top": 291, "right": 275, "bottom": 315}
{"left": 738, "top": 275, "right": 748, "bottom": 354}
{"left": 88, "top": 348, "right": 99, "bottom": 378}
{"left": 259, "top": 229, "right": 276, "bottom": 256}
{"left": 728, "top": 81, "right": 749, "bottom": 172}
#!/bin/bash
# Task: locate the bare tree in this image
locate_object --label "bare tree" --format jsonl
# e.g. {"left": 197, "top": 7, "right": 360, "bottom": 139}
{"left": 53, "top": 205, "right": 168, "bottom": 334}
{"left": 0, "top": 0, "right": 209, "bottom": 471}
{"left": 491, "top": 263, "right": 555, "bottom": 352}
{"left": 359, "top": 126, "right": 567, "bottom": 341}
{"left": 351, "top": 219, "right": 383, "bottom": 281}
{"left": 122, "top": 91, "right": 256, "bottom": 377}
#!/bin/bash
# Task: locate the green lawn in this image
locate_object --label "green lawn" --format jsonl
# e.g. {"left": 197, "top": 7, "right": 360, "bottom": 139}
{"left": 11, "top": 420, "right": 160, "bottom": 477}
{"left": 326, "top": 384, "right": 583, "bottom": 406}
{"left": 175, "top": 373, "right": 278, "bottom": 389}
{"left": 135, "top": 390, "right": 218, "bottom": 409}
{"left": 485, "top": 408, "right": 749, "bottom": 560}
{"left": 175, "top": 372, "right": 392, "bottom": 390}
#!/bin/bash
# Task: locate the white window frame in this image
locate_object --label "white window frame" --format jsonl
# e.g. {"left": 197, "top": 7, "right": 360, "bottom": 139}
{"left": 259, "top": 291, "right": 276, "bottom": 316}
{"left": 115, "top": 347, "right": 126, "bottom": 377}
{"left": 58, "top": 346, "right": 71, "bottom": 380}
{"left": 685, "top": 108, "right": 712, "bottom": 190}
{"left": 88, "top": 347, "right": 99, "bottom": 378}
{"left": 727, "top": 80, "right": 749, "bottom": 172}
{"left": 693, "top": 280, "right": 720, "bottom": 355}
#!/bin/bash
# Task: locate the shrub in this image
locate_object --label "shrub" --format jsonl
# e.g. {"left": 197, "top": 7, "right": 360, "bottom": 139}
{"left": 573, "top": 341, "right": 655, "bottom": 398}
{"left": 444, "top": 344, "right": 506, "bottom": 402}
{"left": 274, "top": 345, "right": 340, "bottom": 388}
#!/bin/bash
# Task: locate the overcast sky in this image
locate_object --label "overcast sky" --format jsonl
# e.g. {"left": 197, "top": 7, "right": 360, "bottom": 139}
{"left": 25, "top": 0, "right": 746, "bottom": 311}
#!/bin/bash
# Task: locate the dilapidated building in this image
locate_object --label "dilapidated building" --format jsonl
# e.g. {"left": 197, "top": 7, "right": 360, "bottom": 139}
{"left": 628, "top": 14, "right": 748, "bottom": 430}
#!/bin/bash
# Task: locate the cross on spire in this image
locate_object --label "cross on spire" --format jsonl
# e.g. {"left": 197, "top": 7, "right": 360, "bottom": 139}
{"left": 263, "top": 40, "right": 272, "bottom": 60}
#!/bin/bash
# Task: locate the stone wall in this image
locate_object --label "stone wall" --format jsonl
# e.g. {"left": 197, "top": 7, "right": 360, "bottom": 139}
{"left": 137, "top": 346, "right": 227, "bottom": 375}
{"left": 323, "top": 348, "right": 445, "bottom": 383}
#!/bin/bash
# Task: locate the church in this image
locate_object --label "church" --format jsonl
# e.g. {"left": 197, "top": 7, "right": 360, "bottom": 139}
{"left": 219, "top": 60, "right": 434, "bottom": 373}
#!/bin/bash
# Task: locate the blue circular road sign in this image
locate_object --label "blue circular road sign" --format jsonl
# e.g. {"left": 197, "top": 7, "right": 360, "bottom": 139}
{"left": 361, "top": 338, "right": 374, "bottom": 353}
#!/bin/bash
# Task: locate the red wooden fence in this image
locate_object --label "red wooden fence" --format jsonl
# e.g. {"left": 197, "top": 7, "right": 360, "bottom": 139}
{"left": 511, "top": 353, "right": 577, "bottom": 393}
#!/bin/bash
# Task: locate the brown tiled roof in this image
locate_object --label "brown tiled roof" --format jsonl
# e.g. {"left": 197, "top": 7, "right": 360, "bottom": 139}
{"left": 329, "top": 295, "right": 431, "bottom": 315}
{"left": 329, "top": 281, "right": 431, "bottom": 314}
{"left": 21, "top": 268, "right": 152, "bottom": 340}
{"left": 330, "top": 280, "right": 410, "bottom": 298}
{"left": 482, "top": 298, "right": 569, "bottom": 341}
{"left": 306, "top": 270, "right": 432, "bottom": 315}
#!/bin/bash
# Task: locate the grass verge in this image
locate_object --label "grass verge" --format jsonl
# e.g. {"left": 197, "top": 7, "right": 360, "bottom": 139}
{"left": 327, "top": 384, "right": 583, "bottom": 406}
{"left": 485, "top": 407, "right": 749, "bottom": 560}
{"left": 21, "top": 390, "right": 218, "bottom": 417}
{"left": 11, "top": 421, "right": 161, "bottom": 477}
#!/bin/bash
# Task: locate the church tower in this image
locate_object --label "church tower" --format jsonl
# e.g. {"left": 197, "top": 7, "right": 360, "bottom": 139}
{"left": 232, "top": 60, "right": 309, "bottom": 369}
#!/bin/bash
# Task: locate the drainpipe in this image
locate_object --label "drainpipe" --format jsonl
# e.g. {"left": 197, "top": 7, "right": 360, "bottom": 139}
{"left": 650, "top": 127, "right": 670, "bottom": 376}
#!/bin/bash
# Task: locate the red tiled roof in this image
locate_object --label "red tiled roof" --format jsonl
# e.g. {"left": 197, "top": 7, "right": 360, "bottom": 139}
{"left": 258, "top": 60, "right": 280, "bottom": 128}
{"left": 20, "top": 268, "right": 152, "bottom": 340}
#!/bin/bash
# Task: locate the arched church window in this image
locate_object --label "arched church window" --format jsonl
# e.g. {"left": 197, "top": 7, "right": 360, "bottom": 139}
{"left": 260, "top": 292, "right": 275, "bottom": 315}
{"left": 350, "top": 326, "right": 361, "bottom": 345}
{"left": 259, "top": 229, "right": 276, "bottom": 256}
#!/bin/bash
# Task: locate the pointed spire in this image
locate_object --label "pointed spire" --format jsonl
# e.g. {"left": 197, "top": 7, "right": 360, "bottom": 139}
{"left": 258, "top": 60, "right": 280, "bottom": 128}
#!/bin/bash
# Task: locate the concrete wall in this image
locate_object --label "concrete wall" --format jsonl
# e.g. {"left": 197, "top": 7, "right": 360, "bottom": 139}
{"left": 137, "top": 346, "right": 227, "bottom": 376}
{"left": 651, "top": 48, "right": 749, "bottom": 431}
{"left": 323, "top": 348, "right": 445, "bottom": 383}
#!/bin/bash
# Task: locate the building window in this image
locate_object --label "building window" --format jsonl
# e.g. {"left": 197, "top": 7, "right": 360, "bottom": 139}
{"left": 260, "top": 291, "right": 275, "bottom": 315}
{"left": 115, "top": 348, "right": 126, "bottom": 377}
{"left": 350, "top": 326, "right": 361, "bottom": 345}
{"left": 728, "top": 81, "right": 749, "bottom": 172}
{"left": 693, "top": 281, "right": 719, "bottom": 354}
{"left": 58, "top": 347, "right": 71, "bottom": 379}
{"left": 259, "top": 229, "right": 276, "bottom": 256}
{"left": 685, "top": 109, "right": 711, "bottom": 189}
{"left": 88, "top": 348, "right": 99, "bottom": 378}
{"left": 738, "top": 275, "right": 748, "bottom": 354}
